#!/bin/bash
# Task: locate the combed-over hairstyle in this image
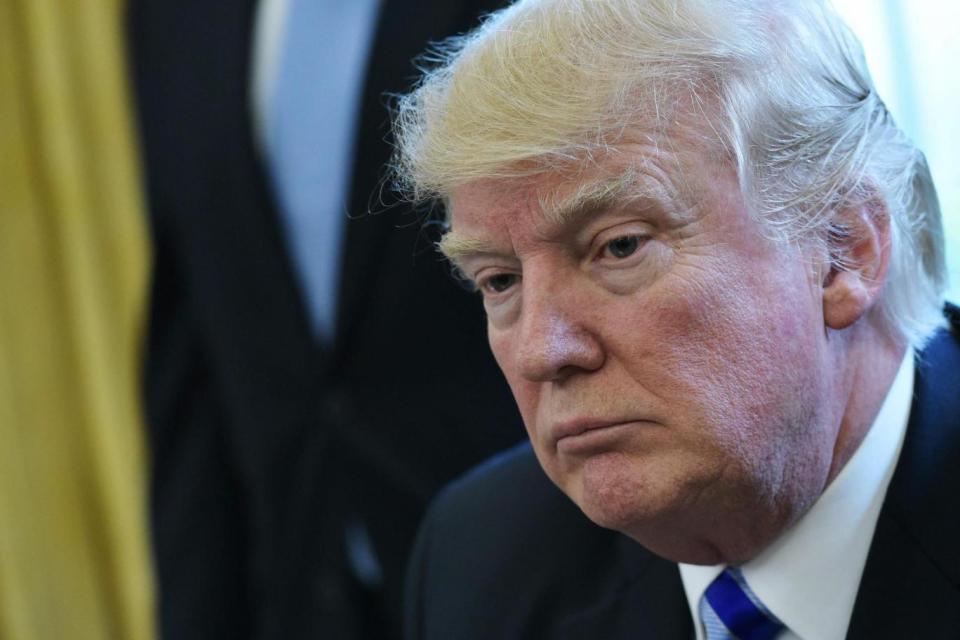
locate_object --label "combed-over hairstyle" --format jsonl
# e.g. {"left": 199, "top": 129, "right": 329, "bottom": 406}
{"left": 391, "top": 0, "right": 947, "bottom": 348}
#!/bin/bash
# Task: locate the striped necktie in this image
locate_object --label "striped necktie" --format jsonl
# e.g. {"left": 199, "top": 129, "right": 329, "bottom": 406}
{"left": 699, "top": 569, "right": 784, "bottom": 640}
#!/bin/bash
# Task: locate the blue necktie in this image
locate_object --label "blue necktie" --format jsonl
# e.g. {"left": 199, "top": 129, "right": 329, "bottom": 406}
{"left": 700, "top": 569, "right": 784, "bottom": 640}
{"left": 265, "top": 0, "right": 380, "bottom": 342}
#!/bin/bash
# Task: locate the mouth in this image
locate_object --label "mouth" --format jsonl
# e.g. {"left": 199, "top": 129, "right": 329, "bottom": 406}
{"left": 552, "top": 419, "right": 648, "bottom": 455}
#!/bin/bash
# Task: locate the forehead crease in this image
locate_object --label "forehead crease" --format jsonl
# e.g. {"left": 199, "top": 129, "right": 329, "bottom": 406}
{"left": 439, "top": 150, "right": 699, "bottom": 264}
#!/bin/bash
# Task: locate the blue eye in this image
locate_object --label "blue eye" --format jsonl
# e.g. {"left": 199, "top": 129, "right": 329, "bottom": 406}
{"left": 606, "top": 235, "right": 640, "bottom": 259}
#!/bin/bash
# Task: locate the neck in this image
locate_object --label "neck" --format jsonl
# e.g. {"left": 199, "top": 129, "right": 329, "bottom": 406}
{"left": 825, "top": 317, "right": 906, "bottom": 486}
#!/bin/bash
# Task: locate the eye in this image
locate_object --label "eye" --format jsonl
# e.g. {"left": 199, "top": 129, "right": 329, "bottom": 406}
{"left": 480, "top": 273, "right": 520, "bottom": 294}
{"left": 604, "top": 235, "right": 641, "bottom": 259}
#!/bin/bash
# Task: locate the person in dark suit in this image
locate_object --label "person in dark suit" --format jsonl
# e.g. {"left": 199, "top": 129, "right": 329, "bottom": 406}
{"left": 406, "top": 310, "right": 960, "bottom": 639}
{"left": 392, "top": 0, "right": 956, "bottom": 637}
{"left": 127, "top": 1, "right": 519, "bottom": 639}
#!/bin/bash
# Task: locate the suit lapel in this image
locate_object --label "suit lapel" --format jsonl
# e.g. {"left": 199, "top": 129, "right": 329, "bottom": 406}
{"left": 557, "top": 537, "right": 694, "bottom": 640}
{"left": 847, "top": 308, "right": 960, "bottom": 638}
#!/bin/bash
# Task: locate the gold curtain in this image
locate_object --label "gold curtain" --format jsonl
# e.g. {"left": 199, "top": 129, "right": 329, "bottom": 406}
{"left": 0, "top": 0, "right": 154, "bottom": 638}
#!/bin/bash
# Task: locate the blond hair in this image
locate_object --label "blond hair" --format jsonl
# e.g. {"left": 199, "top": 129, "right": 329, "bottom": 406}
{"left": 392, "top": 0, "right": 947, "bottom": 348}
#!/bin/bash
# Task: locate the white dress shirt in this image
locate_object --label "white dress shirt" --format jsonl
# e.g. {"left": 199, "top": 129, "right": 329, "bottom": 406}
{"left": 680, "top": 351, "right": 915, "bottom": 640}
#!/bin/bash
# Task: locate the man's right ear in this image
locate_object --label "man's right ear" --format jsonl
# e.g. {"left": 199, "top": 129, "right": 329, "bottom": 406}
{"left": 821, "top": 198, "right": 891, "bottom": 331}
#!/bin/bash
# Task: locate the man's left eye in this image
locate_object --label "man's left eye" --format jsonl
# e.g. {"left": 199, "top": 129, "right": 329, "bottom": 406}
{"left": 604, "top": 235, "right": 641, "bottom": 259}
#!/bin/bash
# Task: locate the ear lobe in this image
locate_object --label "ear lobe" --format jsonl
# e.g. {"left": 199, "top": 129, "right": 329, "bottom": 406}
{"left": 822, "top": 199, "right": 891, "bottom": 330}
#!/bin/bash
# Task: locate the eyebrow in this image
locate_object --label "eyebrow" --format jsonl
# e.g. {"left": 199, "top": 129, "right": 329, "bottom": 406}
{"left": 439, "top": 168, "right": 640, "bottom": 265}
{"left": 540, "top": 167, "right": 638, "bottom": 226}
{"left": 437, "top": 234, "right": 499, "bottom": 264}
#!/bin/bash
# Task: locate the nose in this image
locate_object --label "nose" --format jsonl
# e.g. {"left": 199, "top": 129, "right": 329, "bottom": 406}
{"left": 513, "top": 270, "right": 604, "bottom": 383}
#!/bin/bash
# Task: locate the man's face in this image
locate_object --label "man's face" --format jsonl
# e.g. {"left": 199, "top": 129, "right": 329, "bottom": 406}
{"left": 445, "top": 120, "right": 846, "bottom": 564}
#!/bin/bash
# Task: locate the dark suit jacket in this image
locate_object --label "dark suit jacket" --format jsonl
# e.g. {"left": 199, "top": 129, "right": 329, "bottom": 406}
{"left": 406, "top": 308, "right": 960, "bottom": 639}
{"left": 127, "top": 1, "right": 517, "bottom": 638}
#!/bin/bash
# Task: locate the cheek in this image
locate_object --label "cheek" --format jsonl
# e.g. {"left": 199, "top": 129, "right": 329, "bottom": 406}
{"left": 621, "top": 275, "right": 740, "bottom": 395}
{"left": 488, "top": 325, "right": 540, "bottom": 432}
{"left": 627, "top": 258, "right": 825, "bottom": 442}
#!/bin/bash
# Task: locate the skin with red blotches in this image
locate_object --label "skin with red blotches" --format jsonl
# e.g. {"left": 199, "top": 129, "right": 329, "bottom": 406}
{"left": 445, "top": 116, "right": 902, "bottom": 566}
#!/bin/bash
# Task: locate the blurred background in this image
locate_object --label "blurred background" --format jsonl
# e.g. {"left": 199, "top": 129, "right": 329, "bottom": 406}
{"left": 2, "top": 1, "right": 523, "bottom": 638}
{"left": 0, "top": 1, "right": 955, "bottom": 639}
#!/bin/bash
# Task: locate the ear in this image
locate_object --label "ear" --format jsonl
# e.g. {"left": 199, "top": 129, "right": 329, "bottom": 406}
{"left": 822, "top": 198, "right": 891, "bottom": 330}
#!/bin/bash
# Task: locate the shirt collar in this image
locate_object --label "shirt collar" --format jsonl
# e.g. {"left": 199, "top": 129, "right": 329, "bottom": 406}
{"left": 679, "top": 351, "right": 914, "bottom": 640}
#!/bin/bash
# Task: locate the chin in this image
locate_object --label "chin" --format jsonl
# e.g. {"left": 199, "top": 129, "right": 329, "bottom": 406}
{"left": 579, "top": 490, "right": 745, "bottom": 564}
{"left": 577, "top": 489, "right": 727, "bottom": 564}
{"left": 570, "top": 452, "right": 674, "bottom": 534}
{"left": 567, "top": 451, "right": 758, "bottom": 564}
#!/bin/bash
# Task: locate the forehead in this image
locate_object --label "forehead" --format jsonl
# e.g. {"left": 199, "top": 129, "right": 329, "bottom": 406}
{"left": 443, "top": 117, "right": 730, "bottom": 253}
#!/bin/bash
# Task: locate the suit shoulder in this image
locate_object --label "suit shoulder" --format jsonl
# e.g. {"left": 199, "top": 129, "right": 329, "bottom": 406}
{"left": 408, "top": 443, "right": 634, "bottom": 638}
{"left": 425, "top": 442, "right": 602, "bottom": 558}
{"left": 892, "top": 314, "right": 960, "bottom": 584}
